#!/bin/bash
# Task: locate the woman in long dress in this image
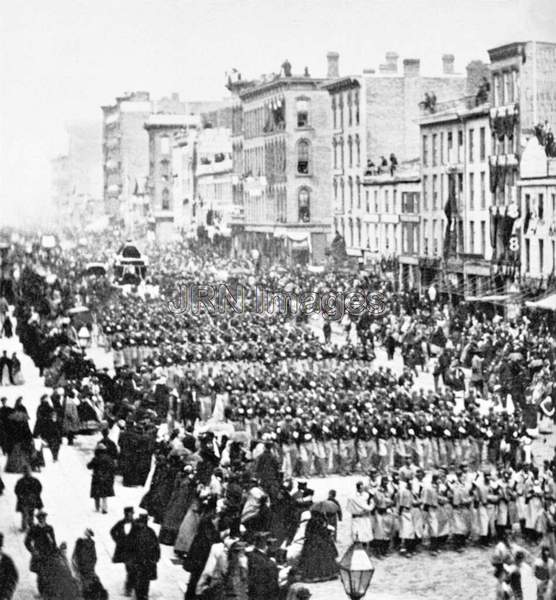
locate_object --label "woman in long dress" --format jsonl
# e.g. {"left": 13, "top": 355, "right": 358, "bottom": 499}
{"left": 5, "top": 398, "right": 34, "bottom": 473}
{"left": 296, "top": 511, "right": 339, "bottom": 583}
{"left": 40, "top": 542, "right": 84, "bottom": 600}
{"left": 11, "top": 352, "right": 24, "bottom": 384}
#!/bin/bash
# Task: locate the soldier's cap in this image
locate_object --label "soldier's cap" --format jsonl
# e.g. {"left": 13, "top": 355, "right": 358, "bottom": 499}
{"left": 37, "top": 510, "right": 48, "bottom": 518}
{"left": 124, "top": 506, "right": 134, "bottom": 514}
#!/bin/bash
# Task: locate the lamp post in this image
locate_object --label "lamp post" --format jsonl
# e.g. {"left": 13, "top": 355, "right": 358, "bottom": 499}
{"left": 78, "top": 326, "right": 90, "bottom": 356}
{"left": 338, "top": 541, "right": 375, "bottom": 600}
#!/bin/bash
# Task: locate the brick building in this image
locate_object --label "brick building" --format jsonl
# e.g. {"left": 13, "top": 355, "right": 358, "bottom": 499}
{"left": 228, "top": 61, "right": 332, "bottom": 264}
{"left": 419, "top": 96, "right": 491, "bottom": 297}
{"left": 321, "top": 51, "right": 471, "bottom": 257}
{"left": 144, "top": 113, "right": 199, "bottom": 241}
{"left": 101, "top": 91, "right": 152, "bottom": 222}
{"left": 487, "top": 41, "right": 556, "bottom": 291}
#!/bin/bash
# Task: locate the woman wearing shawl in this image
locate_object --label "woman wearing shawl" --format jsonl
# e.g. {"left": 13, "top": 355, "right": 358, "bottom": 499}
{"left": 296, "top": 511, "right": 338, "bottom": 583}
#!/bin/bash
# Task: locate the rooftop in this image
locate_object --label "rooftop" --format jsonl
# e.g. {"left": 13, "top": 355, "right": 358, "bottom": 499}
{"left": 144, "top": 114, "right": 201, "bottom": 128}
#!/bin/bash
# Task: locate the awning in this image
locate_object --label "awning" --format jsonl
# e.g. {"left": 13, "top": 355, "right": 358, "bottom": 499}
{"left": 526, "top": 293, "right": 556, "bottom": 311}
{"left": 465, "top": 293, "right": 518, "bottom": 305}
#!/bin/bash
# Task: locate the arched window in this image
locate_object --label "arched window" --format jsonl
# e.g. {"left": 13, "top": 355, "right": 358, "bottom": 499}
{"left": 340, "top": 217, "right": 345, "bottom": 238}
{"left": 339, "top": 95, "right": 344, "bottom": 129}
{"left": 334, "top": 217, "right": 338, "bottom": 233}
{"left": 162, "top": 189, "right": 170, "bottom": 210}
{"left": 347, "top": 92, "right": 353, "bottom": 126}
{"left": 297, "top": 139, "right": 310, "bottom": 174}
{"left": 298, "top": 188, "right": 311, "bottom": 222}
{"left": 348, "top": 176, "right": 353, "bottom": 210}
{"left": 348, "top": 136, "right": 353, "bottom": 168}
{"left": 356, "top": 217, "right": 361, "bottom": 247}
{"left": 355, "top": 134, "right": 361, "bottom": 166}
{"left": 333, "top": 139, "right": 338, "bottom": 169}
{"left": 356, "top": 176, "right": 361, "bottom": 209}
{"left": 333, "top": 178, "right": 338, "bottom": 204}
{"left": 348, "top": 217, "right": 354, "bottom": 247}
{"left": 354, "top": 91, "right": 360, "bottom": 125}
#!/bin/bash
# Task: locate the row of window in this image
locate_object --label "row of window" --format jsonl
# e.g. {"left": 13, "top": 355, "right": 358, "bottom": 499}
{"left": 245, "top": 187, "right": 311, "bottom": 224}
{"left": 333, "top": 135, "right": 361, "bottom": 169}
{"left": 334, "top": 183, "right": 421, "bottom": 216}
{"left": 422, "top": 128, "right": 487, "bottom": 167}
{"left": 331, "top": 89, "right": 360, "bottom": 130}
{"left": 492, "top": 69, "right": 519, "bottom": 107}
{"left": 523, "top": 239, "right": 556, "bottom": 275}
{"left": 334, "top": 219, "right": 401, "bottom": 252}
{"left": 422, "top": 171, "right": 487, "bottom": 211}
{"left": 523, "top": 193, "right": 556, "bottom": 223}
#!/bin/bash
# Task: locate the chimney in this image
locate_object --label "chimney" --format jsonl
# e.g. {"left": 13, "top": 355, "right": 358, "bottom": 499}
{"left": 403, "top": 59, "right": 420, "bottom": 77}
{"left": 327, "top": 51, "right": 340, "bottom": 78}
{"left": 442, "top": 54, "right": 455, "bottom": 75}
{"left": 385, "top": 52, "right": 399, "bottom": 73}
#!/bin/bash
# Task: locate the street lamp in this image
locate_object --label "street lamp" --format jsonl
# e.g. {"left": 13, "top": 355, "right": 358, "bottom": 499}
{"left": 338, "top": 541, "right": 375, "bottom": 600}
{"left": 78, "top": 326, "right": 91, "bottom": 356}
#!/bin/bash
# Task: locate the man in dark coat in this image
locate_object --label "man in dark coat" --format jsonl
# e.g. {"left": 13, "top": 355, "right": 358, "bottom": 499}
{"left": 0, "top": 532, "right": 18, "bottom": 600}
{"left": 127, "top": 513, "right": 160, "bottom": 600}
{"left": 97, "top": 428, "right": 119, "bottom": 463}
{"left": 33, "top": 395, "right": 53, "bottom": 439}
{"left": 254, "top": 442, "right": 281, "bottom": 501}
{"left": 0, "top": 397, "right": 13, "bottom": 454}
{"left": 87, "top": 445, "right": 116, "bottom": 513}
{"left": 110, "top": 507, "right": 135, "bottom": 596}
{"left": 24, "top": 511, "right": 57, "bottom": 596}
{"left": 247, "top": 532, "right": 280, "bottom": 600}
{"left": 14, "top": 465, "right": 43, "bottom": 531}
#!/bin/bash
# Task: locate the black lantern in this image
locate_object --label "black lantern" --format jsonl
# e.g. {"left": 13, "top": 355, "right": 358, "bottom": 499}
{"left": 338, "top": 541, "right": 375, "bottom": 600}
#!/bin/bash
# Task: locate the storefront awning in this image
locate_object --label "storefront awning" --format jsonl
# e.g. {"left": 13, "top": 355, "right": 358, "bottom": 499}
{"left": 526, "top": 293, "right": 556, "bottom": 311}
{"left": 465, "top": 293, "right": 517, "bottom": 304}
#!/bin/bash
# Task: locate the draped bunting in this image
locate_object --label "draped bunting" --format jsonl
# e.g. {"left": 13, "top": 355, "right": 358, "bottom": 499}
{"left": 443, "top": 176, "right": 458, "bottom": 259}
{"left": 490, "top": 206, "right": 498, "bottom": 249}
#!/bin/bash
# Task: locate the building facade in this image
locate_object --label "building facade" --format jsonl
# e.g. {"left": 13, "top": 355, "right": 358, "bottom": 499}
{"left": 101, "top": 91, "right": 152, "bottom": 223}
{"left": 518, "top": 136, "right": 556, "bottom": 279}
{"left": 419, "top": 98, "right": 491, "bottom": 296}
{"left": 362, "top": 165, "right": 421, "bottom": 288}
{"left": 228, "top": 65, "right": 332, "bottom": 264}
{"left": 144, "top": 114, "right": 200, "bottom": 241}
{"left": 322, "top": 51, "right": 477, "bottom": 257}
{"left": 487, "top": 41, "right": 556, "bottom": 289}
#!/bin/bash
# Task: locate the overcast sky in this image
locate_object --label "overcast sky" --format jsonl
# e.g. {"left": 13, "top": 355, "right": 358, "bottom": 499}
{"left": 0, "top": 0, "right": 554, "bottom": 228}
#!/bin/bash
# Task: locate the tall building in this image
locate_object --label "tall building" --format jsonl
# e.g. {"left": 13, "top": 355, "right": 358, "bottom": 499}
{"left": 321, "top": 51, "right": 473, "bottom": 256}
{"left": 196, "top": 127, "right": 234, "bottom": 251}
{"left": 66, "top": 119, "right": 103, "bottom": 202}
{"left": 172, "top": 129, "right": 197, "bottom": 238}
{"left": 419, "top": 94, "right": 491, "bottom": 296}
{"left": 487, "top": 41, "right": 556, "bottom": 288}
{"left": 51, "top": 155, "right": 71, "bottom": 220}
{"left": 101, "top": 91, "right": 152, "bottom": 222}
{"left": 144, "top": 113, "right": 200, "bottom": 241}
{"left": 518, "top": 137, "right": 556, "bottom": 280}
{"left": 228, "top": 60, "right": 332, "bottom": 264}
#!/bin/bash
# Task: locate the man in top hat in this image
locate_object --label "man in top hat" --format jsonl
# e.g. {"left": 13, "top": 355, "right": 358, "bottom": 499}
{"left": 247, "top": 532, "right": 280, "bottom": 600}
{"left": 24, "top": 510, "right": 57, "bottom": 596}
{"left": 127, "top": 512, "right": 160, "bottom": 600}
{"left": 110, "top": 507, "right": 136, "bottom": 596}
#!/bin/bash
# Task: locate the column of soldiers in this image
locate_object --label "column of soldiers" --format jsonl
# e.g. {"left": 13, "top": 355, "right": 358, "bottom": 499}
{"left": 347, "top": 460, "right": 556, "bottom": 558}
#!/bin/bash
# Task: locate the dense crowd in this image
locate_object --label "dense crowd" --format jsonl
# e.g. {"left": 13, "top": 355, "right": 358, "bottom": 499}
{"left": 2, "top": 231, "right": 556, "bottom": 599}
